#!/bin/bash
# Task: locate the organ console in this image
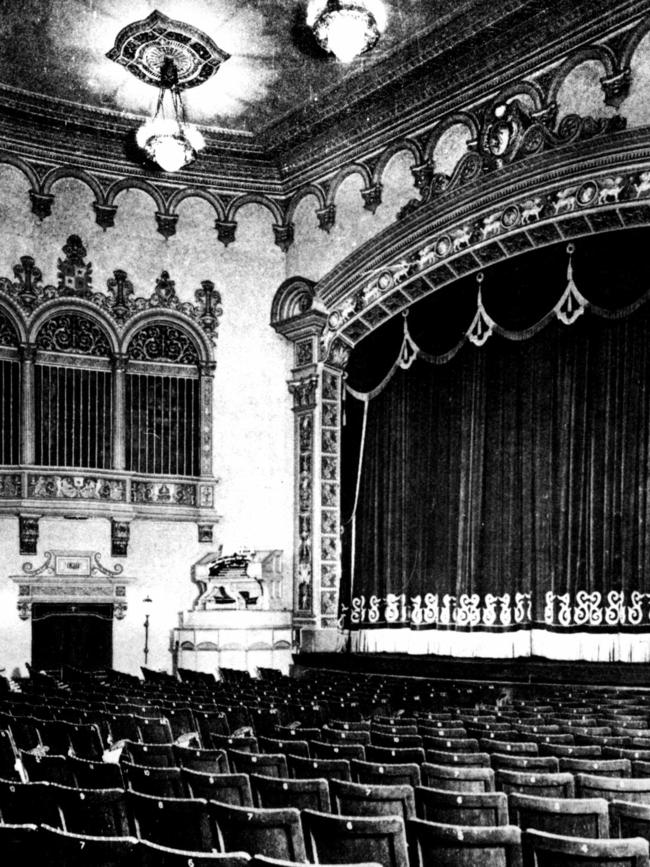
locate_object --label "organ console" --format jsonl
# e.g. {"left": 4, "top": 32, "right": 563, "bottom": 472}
{"left": 193, "top": 548, "right": 268, "bottom": 611}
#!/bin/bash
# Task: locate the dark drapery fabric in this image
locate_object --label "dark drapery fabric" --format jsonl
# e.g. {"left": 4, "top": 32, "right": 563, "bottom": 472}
{"left": 341, "top": 299, "right": 650, "bottom": 631}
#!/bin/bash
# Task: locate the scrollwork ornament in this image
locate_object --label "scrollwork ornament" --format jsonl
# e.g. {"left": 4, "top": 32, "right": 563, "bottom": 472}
{"left": 128, "top": 323, "right": 199, "bottom": 364}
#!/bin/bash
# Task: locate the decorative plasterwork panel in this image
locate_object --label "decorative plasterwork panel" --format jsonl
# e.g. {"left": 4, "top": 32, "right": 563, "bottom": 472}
{"left": 106, "top": 10, "right": 230, "bottom": 91}
{"left": 10, "top": 550, "right": 134, "bottom": 620}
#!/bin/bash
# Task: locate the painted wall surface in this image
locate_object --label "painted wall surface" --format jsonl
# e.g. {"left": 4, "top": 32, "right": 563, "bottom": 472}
{"left": 0, "top": 170, "right": 295, "bottom": 676}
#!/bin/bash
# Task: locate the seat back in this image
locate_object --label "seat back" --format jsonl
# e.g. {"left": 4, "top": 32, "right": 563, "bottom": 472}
{"left": 0, "top": 777, "right": 62, "bottom": 825}
{"left": 559, "top": 758, "right": 631, "bottom": 778}
{"left": 521, "top": 829, "right": 650, "bottom": 867}
{"left": 364, "top": 745, "right": 426, "bottom": 765}
{"left": 577, "top": 774, "right": 650, "bottom": 805}
{"left": 287, "top": 754, "right": 351, "bottom": 782}
{"left": 407, "top": 819, "right": 522, "bottom": 867}
{"left": 54, "top": 784, "right": 130, "bottom": 836}
{"left": 351, "top": 759, "right": 421, "bottom": 787}
{"left": 610, "top": 800, "right": 650, "bottom": 841}
{"left": 330, "top": 779, "right": 415, "bottom": 821}
{"left": 302, "top": 808, "right": 408, "bottom": 867}
{"left": 258, "top": 737, "right": 310, "bottom": 759}
{"left": 173, "top": 746, "right": 229, "bottom": 774}
{"left": 209, "top": 802, "right": 307, "bottom": 862}
{"left": 127, "top": 791, "right": 214, "bottom": 851}
{"left": 124, "top": 742, "right": 177, "bottom": 768}
{"left": 228, "top": 750, "right": 288, "bottom": 779}
{"left": 123, "top": 762, "right": 186, "bottom": 798}
{"left": 312, "top": 740, "right": 367, "bottom": 761}
{"left": 181, "top": 769, "right": 253, "bottom": 806}
{"left": 415, "top": 786, "right": 508, "bottom": 826}
{"left": 421, "top": 763, "right": 495, "bottom": 792}
{"left": 496, "top": 770, "right": 575, "bottom": 798}
{"left": 250, "top": 773, "right": 331, "bottom": 812}
{"left": 40, "top": 823, "right": 138, "bottom": 867}
{"left": 20, "top": 750, "right": 76, "bottom": 786}
{"left": 491, "top": 754, "right": 559, "bottom": 773}
{"left": 509, "top": 793, "right": 610, "bottom": 838}
{"left": 68, "top": 755, "right": 125, "bottom": 789}
{"left": 425, "top": 750, "right": 491, "bottom": 767}
{"left": 138, "top": 839, "right": 251, "bottom": 867}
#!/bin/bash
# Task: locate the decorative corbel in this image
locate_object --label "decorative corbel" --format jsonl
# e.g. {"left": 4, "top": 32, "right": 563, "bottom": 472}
{"left": 601, "top": 68, "right": 631, "bottom": 110}
{"left": 215, "top": 219, "right": 237, "bottom": 247}
{"left": 198, "top": 523, "right": 214, "bottom": 543}
{"left": 111, "top": 519, "right": 131, "bottom": 557}
{"left": 316, "top": 205, "right": 336, "bottom": 233}
{"left": 361, "top": 183, "right": 383, "bottom": 214}
{"left": 93, "top": 202, "right": 118, "bottom": 230}
{"left": 273, "top": 223, "right": 295, "bottom": 252}
{"left": 155, "top": 212, "right": 179, "bottom": 239}
{"left": 29, "top": 191, "right": 54, "bottom": 221}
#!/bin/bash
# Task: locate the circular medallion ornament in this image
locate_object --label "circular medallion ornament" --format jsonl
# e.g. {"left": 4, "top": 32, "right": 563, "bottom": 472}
{"left": 435, "top": 236, "right": 452, "bottom": 257}
{"left": 377, "top": 271, "right": 394, "bottom": 292}
{"left": 501, "top": 205, "right": 521, "bottom": 228}
{"left": 577, "top": 181, "right": 598, "bottom": 206}
{"left": 107, "top": 10, "right": 230, "bottom": 90}
{"left": 327, "top": 310, "right": 342, "bottom": 330}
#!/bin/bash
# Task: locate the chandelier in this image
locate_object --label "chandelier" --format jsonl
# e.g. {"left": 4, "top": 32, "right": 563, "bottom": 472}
{"left": 135, "top": 57, "right": 205, "bottom": 174}
{"left": 107, "top": 10, "right": 229, "bottom": 173}
{"left": 306, "top": 0, "right": 387, "bottom": 63}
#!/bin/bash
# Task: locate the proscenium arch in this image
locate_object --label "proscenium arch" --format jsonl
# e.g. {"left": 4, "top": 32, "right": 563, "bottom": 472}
{"left": 120, "top": 309, "right": 214, "bottom": 365}
{"left": 105, "top": 177, "right": 168, "bottom": 213}
{"left": 372, "top": 139, "right": 423, "bottom": 187}
{"left": 42, "top": 166, "right": 105, "bottom": 201}
{"left": 28, "top": 300, "right": 120, "bottom": 357}
{"left": 167, "top": 187, "right": 227, "bottom": 221}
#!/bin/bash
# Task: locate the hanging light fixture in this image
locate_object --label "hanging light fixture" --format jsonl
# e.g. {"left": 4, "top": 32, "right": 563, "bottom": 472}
{"left": 135, "top": 56, "right": 205, "bottom": 173}
{"left": 107, "top": 10, "right": 230, "bottom": 173}
{"left": 306, "top": 0, "right": 387, "bottom": 64}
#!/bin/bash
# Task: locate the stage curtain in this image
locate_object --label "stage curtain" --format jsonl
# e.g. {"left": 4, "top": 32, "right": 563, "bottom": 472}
{"left": 342, "top": 304, "right": 650, "bottom": 659}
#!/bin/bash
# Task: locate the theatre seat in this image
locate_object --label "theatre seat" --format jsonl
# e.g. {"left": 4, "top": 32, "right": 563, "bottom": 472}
{"left": 491, "top": 755, "right": 560, "bottom": 773}
{"left": 351, "top": 759, "right": 421, "bottom": 787}
{"left": 0, "top": 778, "right": 62, "bottom": 826}
{"left": 40, "top": 824, "right": 139, "bottom": 867}
{"left": 415, "top": 786, "right": 509, "bottom": 826}
{"left": 521, "top": 829, "right": 650, "bottom": 867}
{"left": 425, "top": 750, "right": 491, "bottom": 768}
{"left": 228, "top": 749, "right": 288, "bottom": 779}
{"left": 576, "top": 774, "right": 650, "bottom": 805}
{"left": 365, "top": 746, "right": 426, "bottom": 765}
{"left": 250, "top": 773, "right": 331, "bottom": 812}
{"left": 68, "top": 755, "right": 125, "bottom": 789}
{"left": 302, "top": 809, "right": 409, "bottom": 867}
{"left": 330, "top": 779, "right": 415, "bottom": 821}
{"left": 406, "top": 818, "right": 522, "bottom": 867}
{"left": 127, "top": 791, "right": 214, "bottom": 851}
{"left": 0, "top": 823, "right": 40, "bottom": 864}
{"left": 181, "top": 769, "right": 253, "bottom": 806}
{"left": 287, "top": 754, "right": 352, "bottom": 783}
{"left": 122, "top": 762, "right": 186, "bottom": 798}
{"left": 174, "top": 745, "right": 229, "bottom": 774}
{"left": 508, "top": 793, "right": 610, "bottom": 838}
{"left": 610, "top": 800, "right": 650, "bottom": 840}
{"left": 496, "top": 770, "right": 575, "bottom": 798}
{"left": 559, "top": 758, "right": 631, "bottom": 778}
{"left": 20, "top": 750, "right": 76, "bottom": 786}
{"left": 138, "top": 839, "right": 250, "bottom": 867}
{"left": 421, "top": 763, "right": 495, "bottom": 793}
{"left": 124, "top": 742, "right": 177, "bottom": 768}
{"left": 209, "top": 802, "right": 307, "bottom": 862}
{"left": 258, "top": 736, "right": 310, "bottom": 759}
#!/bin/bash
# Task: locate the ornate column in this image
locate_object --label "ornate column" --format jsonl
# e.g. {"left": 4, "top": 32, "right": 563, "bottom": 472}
{"left": 112, "top": 353, "right": 128, "bottom": 471}
{"left": 20, "top": 343, "right": 36, "bottom": 465}
{"left": 198, "top": 360, "right": 216, "bottom": 477}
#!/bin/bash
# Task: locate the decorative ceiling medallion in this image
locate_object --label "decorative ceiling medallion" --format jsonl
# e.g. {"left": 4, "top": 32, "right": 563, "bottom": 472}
{"left": 106, "top": 10, "right": 230, "bottom": 91}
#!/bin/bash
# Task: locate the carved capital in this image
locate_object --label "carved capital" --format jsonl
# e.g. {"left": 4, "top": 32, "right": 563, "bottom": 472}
{"left": 111, "top": 519, "right": 130, "bottom": 557}
{"left": 17, "top": 599, "right": 32, "bottom": 621}
{"left": 29, "top": 191, "right": 54, "bottom": 221}
{"left": 112, "top": 353, "right": 129, "bottom": 374}
{"left": 19, "top": 515, "right": 40, "bottom": 555}
{"left": 288, "top": 375, "right": 319, "bottom": 411}
{"left": 361, "top": 183, "right": 383, "bottom": 214}
{"left": 198, "top": 523, "right": 214, "bottom": 543}
{"left": 93, "top": 202, "right": 118, "bottom": 230}
{"left": 273, "top": 223, "right": 295, "bottom": 252}
{"left": 316, "top": 205, "right": 336, "bottom": 233}
{"left": 601, "top": 68, "right": 631, "bottom": 110}
{"left": 155, "top": 212, "right": 179, "bottom": 240}
{"left": 113, "top": 601, "right": 128, "bottom": 620}
{"left": 411, "top": 161, "right": 435, "bottom": 194}
{"left": 19, "top": 342, "right": 37, "bottom": 363}
{"left": 325, "top": 339, "right": 351, "bottom": 370}
{"left": 215, "top": 219, "right": 237, "bottom": 247}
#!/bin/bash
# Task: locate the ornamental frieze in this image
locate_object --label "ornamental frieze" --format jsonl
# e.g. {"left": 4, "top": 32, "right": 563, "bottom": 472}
{"left": 131, "top": 481, "right": 197, "bottom": 506}
{"left": 323, "top": 166, "right": 650, "bottom": 355}
{"left": 348, "top": 590, "right": 650, "bottom": 629}
{"left": 29, "top": 474, "right": 126, "bottom": 501}
{"left": 0, "top": 235, "right": 222, "bottom": 343}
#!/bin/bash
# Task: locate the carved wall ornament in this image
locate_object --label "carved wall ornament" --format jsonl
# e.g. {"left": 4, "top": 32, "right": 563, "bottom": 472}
{"left": 29, "top": 474, "right": 126, "bottom": 501}
{"left": 601, "top": 68, "right": 631, "bottom": 109}
{"left": 155, "top": 212, "right": 179, "bottom": 240}
{"left": 215, "top": 219, "right": 237, "bottom": 247}
{"left": 128, "top": 323, "right": 199, "bottom": 364}
{"left": 0, "top": 237, "right": 222, "bottom": 344}
{"left": 361, "top": 183, "right": 383, "bottom": 214}
{"left": 288, "top": 375, "right": 318, "bottom": 411}
{"left": 93, "top": 202, "right": 118, "bottom": 230}
{"left": 131, "top": 480, "right": 197, "bottom": 505}
{"left": 111, "top": 519, "right": 130, "bottom": 557}
{"left": 58, "top": 234, "right": 93, "bottom": 297}
{"left": 36, "top": 313, "right": 111, "bottom": 357}
{"left": 295, "top": 339, "right": 314, "bottom": 367}
{"left": 0, "top": 474, "right": 21, "bottom": 498}
{"left": 29, "top": 191, "right": 54, "bottom": 221}
{"left": 198, "top": 523, "right": 214, "bottom": 543}
{"left": 19, "top": 515, "right": 39, "bottom": 555}
{"left": 0, "top": 311, "right": 18, "bottom": 347}
{"left": 316, "top": 204, "right": 336, "bottom": 233}
{"left": 273, "top": 223, "right": 295, "bottom": 252}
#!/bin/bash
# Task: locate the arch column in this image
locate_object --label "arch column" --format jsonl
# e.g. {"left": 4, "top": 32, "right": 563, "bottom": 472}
{"left": 20, "top": 343, "right": 35, "bottom": 464}
{"left": 112, "top": 353, "right": 128, "bottom": 471}
{"left": 199, "top": 360, "right": 217, "bottom": 478}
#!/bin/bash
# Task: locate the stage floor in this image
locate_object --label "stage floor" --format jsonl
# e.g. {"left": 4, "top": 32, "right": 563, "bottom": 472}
{"left": 293, "top": 652, "right": 650, "bottom": 689}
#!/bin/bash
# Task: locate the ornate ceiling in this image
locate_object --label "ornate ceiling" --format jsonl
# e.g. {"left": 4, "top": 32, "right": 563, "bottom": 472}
{"left": 0, "top": 0, "right": 482, "bottom": 134}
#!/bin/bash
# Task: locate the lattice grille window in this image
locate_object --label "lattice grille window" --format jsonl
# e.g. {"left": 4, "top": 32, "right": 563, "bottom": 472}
{"left": 0, "top": 359, "right": 20, "bottom": 465}
{"left": 35, "top": 365, "right": 113, "bottom": 469}
{"left": 126, "top": 372, "right": 199, "bottom": 476}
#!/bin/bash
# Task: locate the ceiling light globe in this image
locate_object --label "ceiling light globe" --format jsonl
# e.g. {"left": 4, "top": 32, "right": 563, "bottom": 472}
{"left": 151, "top": 136, "right": 191, "bottom": 173}
{"left": 136, "top": 118, "right": 205, "bottom": 173}
{"left": 307, "top": 1, "right": 386, "bottom": 63}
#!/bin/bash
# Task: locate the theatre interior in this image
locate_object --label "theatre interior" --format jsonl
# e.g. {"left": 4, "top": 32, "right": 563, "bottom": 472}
{"left": 5, "top": 0, "right": 650, "bottom": 863}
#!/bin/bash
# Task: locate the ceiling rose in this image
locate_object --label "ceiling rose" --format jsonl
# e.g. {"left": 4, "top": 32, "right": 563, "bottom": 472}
{"left": 106, "top": 9, "right": 230, "bottom": 91}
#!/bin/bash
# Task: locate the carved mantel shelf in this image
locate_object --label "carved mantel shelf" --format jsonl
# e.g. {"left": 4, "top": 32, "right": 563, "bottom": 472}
{"left": 10, "top": 550, "right": 134, "bottom": 620}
